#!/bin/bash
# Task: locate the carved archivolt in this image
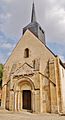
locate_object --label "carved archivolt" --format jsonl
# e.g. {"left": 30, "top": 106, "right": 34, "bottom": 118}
{"left": 13, "top": 77, "right": 35, "bottom": 91}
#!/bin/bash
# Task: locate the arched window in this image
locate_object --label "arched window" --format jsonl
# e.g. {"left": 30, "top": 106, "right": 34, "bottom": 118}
{"left": 24, "top": 48, "right": 29, "bottom": 58}
{"left": 33, "top": 60, "right": 35, "bottom": 69}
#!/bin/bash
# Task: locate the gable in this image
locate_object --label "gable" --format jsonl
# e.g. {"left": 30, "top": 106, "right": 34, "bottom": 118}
{"left": 12, "top": 63, "right": 35, "bottom": 76}
{"left": 4, "top": 29, "right": 55, "bottom": 69}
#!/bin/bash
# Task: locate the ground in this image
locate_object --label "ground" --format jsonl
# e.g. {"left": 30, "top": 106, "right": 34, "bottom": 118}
{"left": 0, "top": 110, "right": 65, "bottom": 120}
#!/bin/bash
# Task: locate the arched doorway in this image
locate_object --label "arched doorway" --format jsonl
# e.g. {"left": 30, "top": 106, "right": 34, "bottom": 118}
{"left": 14, "top": 77, "right": 35, "bottom": 112}
{"left": 22, "top": 90, "right": 31, "bottom": 110}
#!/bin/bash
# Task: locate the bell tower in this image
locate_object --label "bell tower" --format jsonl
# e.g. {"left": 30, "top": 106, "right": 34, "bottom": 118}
{"left": 23, "top": 2, "right": 46, "bottom": 45}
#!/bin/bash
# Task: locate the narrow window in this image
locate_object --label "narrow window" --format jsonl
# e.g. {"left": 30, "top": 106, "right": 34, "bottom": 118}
{"left": 24, "top": 48, "right": 29, "bottom": 58}
{"left": 33, "top": 60, "right": 35, "bottom": 69}
{"left": 0, "top": 99, "right": 1, "bottom": 106}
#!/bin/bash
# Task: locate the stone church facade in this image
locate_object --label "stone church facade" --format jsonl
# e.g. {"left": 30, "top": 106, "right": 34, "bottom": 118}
{"left": 1, "top": 3, "right": 65, "bottom": 114}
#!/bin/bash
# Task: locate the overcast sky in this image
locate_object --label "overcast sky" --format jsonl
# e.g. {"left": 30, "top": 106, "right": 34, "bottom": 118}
{"left": 0, "top": 0, "right": 65, "bottom": 64}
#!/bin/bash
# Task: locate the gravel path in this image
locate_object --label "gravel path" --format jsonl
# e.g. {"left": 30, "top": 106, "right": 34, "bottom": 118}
{"left": 0, "top": 110, "right": 65, "bottom": 120}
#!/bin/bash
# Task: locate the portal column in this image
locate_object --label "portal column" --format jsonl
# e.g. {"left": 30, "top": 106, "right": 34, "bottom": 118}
{"left": 32, "top": 90, "right": 35, "bottom": 112}
{"left": 1, "top": 85, "right": 7, "bottom": 109}
{"left": 9, "top": 90, "right": 14, "bottom": 111}
{"left": 18, "top": 91, "right": 21, "bottom": 111}
{"left": 15, "top": 92, "right": 18, "bottom": 111}
{"left": 20, "top": 91, "right": 22, "bottom": 111}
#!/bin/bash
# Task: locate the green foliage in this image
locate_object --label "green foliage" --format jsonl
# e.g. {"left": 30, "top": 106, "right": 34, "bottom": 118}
{"left": 0, "top": 64, "right": 3, "bottom": 88}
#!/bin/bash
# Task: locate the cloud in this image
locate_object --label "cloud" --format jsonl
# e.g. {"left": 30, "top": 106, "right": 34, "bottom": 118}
{"left": 2, "top": 0, "right": 15, "bottom": 4}
{"left": 0, "top": 43, "right": 15, "bottom": 49}
{"left": 0, "top": 52, "right": 6, "bottom": 64}
{"left": 0, "top": 0, "right": 65, "bottom": 63}
{"left": 1, "top": 0, "right": 65, "bottom": 42}
{"left": 0, "top": 13, "right": 11, "bottom": 19}
{"left": 48, "top": 42, "right": 65, "bottom": 62}
{"left": 0, "top": 30, "right": 17, "bottom": 63}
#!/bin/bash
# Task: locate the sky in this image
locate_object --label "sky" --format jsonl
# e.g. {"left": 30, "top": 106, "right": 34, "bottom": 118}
{"left": 0, "top": 0, "right": 65, "bottom": 64}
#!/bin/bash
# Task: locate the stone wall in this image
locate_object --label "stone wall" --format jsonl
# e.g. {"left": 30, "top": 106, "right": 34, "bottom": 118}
{"left": 2, "top": 30, "right": 61, "bottom": 113}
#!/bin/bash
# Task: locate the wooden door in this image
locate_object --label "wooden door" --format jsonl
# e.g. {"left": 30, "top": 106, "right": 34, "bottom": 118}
{"left": 23, "top": 90, "right": 31, "bottom": 110}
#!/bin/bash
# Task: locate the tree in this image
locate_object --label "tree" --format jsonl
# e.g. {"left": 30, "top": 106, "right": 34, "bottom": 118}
{"left": 0, "top": 64, "right": 3, "bottom": 88}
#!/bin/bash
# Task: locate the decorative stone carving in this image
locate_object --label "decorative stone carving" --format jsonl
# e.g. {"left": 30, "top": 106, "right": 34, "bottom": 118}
{"left": 13, "top": 63, "right": 35, "bottom": 76}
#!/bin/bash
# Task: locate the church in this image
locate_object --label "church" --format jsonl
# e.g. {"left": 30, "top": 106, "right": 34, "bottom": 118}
{"left": 1, "top": 3, "right": 65, "bottom": 114}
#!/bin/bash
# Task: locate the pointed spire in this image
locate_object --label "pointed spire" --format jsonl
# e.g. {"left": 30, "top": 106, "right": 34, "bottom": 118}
{"left": 31, "top": 2, "right": 36, "bottom": 22}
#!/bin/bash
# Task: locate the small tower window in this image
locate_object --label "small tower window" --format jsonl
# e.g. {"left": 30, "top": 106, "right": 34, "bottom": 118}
{"left": 24, "top": 48, "right": 29, "bottom": 58}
